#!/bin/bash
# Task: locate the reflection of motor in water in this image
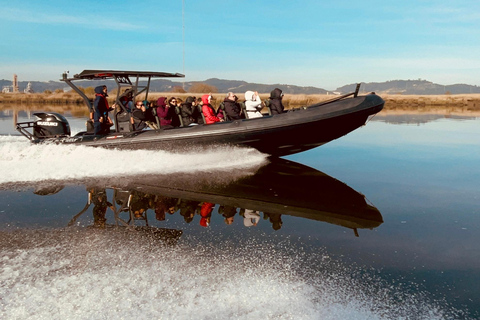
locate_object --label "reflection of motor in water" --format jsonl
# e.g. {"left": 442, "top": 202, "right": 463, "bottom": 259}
{"left": 33, "top": 158, "right": 382, "bottom": 237}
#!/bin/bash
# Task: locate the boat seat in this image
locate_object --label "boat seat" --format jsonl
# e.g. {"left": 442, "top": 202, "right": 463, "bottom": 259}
{"left": 115, "top": 110, "right": 133, "bottom": 132}
{"left": 197, "top": 105, "right": 206, "bottom": 124}
{"left": 150, "top": 106, "right": 161, "bottom": 129}
{"left": 239, "top": 101, "right": 248, "bottom": 119}
{"left": 218, "top": 102, "right": 230, "bottom": 121}
{"left": 175, "top": 106, "right": 184, "bottom": 127}
{"left": 263, "top": 99, "right": 273, "bottom": 116}
{"left": 86, "top": 119, "right": 94, "bottom": 133}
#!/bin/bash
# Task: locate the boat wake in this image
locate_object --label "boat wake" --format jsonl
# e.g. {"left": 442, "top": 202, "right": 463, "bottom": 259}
{"left": 0, "top": 228, "right": 467, "bottom": 320}
{"left": 0, "top": 136, "right": 268, "bottom": 186}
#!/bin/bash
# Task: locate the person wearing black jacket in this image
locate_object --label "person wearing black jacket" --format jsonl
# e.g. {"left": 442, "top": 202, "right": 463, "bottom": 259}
{"left": 223, "top": 92, "right": 243, "bottom": 120}
{"left": 93, "top": 85, "right": 113, "bottom": 135}
{"left": 132, "top": 101, "right": 150, "bottom": 131}
{"left": 180, "top": 96, "right": 196, "bottom": 126}
{"left": 269, "top": 88, "right": 285, "bottom": 115}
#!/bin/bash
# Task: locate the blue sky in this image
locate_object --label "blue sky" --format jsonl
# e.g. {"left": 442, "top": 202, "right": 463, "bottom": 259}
{"left": 0, "top": 0, "right": 479, "bottom": 90}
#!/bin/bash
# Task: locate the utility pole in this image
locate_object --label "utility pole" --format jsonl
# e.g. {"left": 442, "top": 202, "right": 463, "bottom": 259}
{"left": 182, "top": 0, "right": 185, "bottom": 91}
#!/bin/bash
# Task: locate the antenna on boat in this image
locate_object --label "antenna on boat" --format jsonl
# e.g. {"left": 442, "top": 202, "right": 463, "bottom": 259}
{"left": 182, "top": 0, "right": 185, "bottom": 90}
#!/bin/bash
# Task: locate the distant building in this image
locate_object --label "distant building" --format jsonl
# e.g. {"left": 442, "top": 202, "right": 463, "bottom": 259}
{"left": 2, "top": 74, "right": 21, "bottom": 93}
{"left": 24, "top": 82, "right": 34, "bottom": 93}
{"left": 13, "top": 74, "right": 19, "bottom": 93}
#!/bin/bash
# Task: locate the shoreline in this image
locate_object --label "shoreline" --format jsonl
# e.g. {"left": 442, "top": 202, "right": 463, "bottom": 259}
{"left": 1, "top": 92, "right": 480, "bottom": 115}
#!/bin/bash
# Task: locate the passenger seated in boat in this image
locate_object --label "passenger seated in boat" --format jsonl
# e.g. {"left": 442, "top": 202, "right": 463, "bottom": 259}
{"left": 192, "top": 97, "right": 205, "bottom": 124}
{"left": 244, "top": 90, "right": 263, "bottom": 118}
{"left": 180, "top": 96, "right": 197, "bottom": 126}
{"left": 223, "top": 92, "right": 243, "bottom": 120}
{"left": 201, "top": 94, "right": 223, "bottom": 124}
{"left": 156, "top": 97, "right": 173, "bottom": 129}
{"left": 120, "top": 89, "right": 133, "bottom": 112}
{"left": 269, "top": 88, "right": 285, "bottom": 115}
{"left": 142, "top": 100, "right": 159, "bottom": 129}
{"left": 168, "top": 97, "right": 181, "bottom": 127}
{"left": 132, "top": 101, "right": 157, "bottom": 130}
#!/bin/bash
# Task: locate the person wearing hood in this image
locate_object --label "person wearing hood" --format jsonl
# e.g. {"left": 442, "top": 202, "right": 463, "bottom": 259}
{"left": 269, "top": 88, "right": 285, "bottom": 115}
{"left": 244, "top": 90, "right": 263, "bottom": 118}
{"left": 199, "top": 202, "right": 215, "bottom": 227}
{"left": 223, "top": 92, "right": 242, "bottom": 120}
{"left": 156, "top": 97, "right": 173, "bottom": 129}
{"left": 93, "top": 85, "right": 113, "bottom": 135}
{"left": 201, "top": 94, "right": 222, "bottom": 124}
{"left": 180, "top": 96, "right": 196, "bottom": 126}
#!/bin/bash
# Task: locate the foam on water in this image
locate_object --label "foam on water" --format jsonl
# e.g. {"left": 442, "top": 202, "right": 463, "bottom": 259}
{"left": 0, "top": 136, "right": 268, "bottom": 185}
{"left": 0, "top": 228, "right": 465, "bottom": 320}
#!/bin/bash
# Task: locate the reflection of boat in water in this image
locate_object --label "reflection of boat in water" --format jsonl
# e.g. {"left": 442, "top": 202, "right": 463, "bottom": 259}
{"left": 55, "top": 158, "right": 382, "bottom": 237}
{"left": 125, "top": 159, "right": 382, "bottom": 235}
{"left": 15, "top": 70, "right": 384, "bottom": 157}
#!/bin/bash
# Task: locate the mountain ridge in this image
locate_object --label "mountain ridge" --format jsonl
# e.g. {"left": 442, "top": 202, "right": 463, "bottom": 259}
{"left": 1, "top": 78, "right": 479, "bottom": 95}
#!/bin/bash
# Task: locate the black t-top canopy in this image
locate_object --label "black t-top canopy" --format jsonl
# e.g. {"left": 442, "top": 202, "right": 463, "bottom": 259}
{"left": 72, "top": 70, "right": 185, "bottom": 80}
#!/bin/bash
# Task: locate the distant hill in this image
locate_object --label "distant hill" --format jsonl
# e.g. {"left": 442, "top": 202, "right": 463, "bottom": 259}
{"left": 337, "top": 80, "right": 480, "bottom": 95}
{"left": 1, "top": 78, "right": 479, "bottom": 95}
{"left": 201, "top": 78, "right": 329, "bottom": 95}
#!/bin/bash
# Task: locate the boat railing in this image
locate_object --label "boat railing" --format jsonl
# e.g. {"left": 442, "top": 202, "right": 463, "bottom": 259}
{"left": 305, "top": 83, "right": 362, "bottom": 109}
{"left": 15, "top": 121, "right": 36, "bottom": 140}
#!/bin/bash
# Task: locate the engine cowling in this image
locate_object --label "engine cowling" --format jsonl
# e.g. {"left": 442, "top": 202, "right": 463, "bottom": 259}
{"left": 33, "top": 112, "right": 71, "bottom": 138}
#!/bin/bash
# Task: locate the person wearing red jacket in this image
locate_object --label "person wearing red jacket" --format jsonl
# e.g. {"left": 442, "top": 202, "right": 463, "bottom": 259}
{"left": 201, "top": 94, "right": 223, "bottom": 124}
{"left": 199, "top": 202, "right": 215, "bottom": 227}
{"left": 156, "top": 97, "right": 173, "bottom": 129}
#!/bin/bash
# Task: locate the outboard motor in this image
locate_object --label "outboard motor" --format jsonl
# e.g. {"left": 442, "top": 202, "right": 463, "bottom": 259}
{"left": 33, "top": 112, "right": 71, "bottom": 138}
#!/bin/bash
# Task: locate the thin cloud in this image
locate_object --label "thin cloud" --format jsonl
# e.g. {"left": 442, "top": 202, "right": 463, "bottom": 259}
{"left": 0, "top": 7, "right": 144, "bottom": 31}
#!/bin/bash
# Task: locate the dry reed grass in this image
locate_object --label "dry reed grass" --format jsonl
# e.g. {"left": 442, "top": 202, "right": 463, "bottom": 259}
{"left": 2, "top": 92, "right": 480, "bottom": 115}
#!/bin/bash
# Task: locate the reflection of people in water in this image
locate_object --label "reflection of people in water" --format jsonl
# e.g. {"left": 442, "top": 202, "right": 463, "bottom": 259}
{"left": 178, "top": 199, "right": 201, "bottom": 224}
{"left": 154, "top": 195, "right": 178, "bottom": 221}
{"left": 89, "top": 187, "right": 114, "bottom": 228}
{"left": 243, "top": 209, "right": 260, "bottom": 227}
{"left": 218, "top": 205, "right": 237, "bottom": 225}
{"left": 129, "top": 190, "right": 154, "bottom": 219}
{"left": 200, "top": 202, "right": 215, "bottom": 227}
{"left": 264, "top": 212, "right": 283, "bottom": 231}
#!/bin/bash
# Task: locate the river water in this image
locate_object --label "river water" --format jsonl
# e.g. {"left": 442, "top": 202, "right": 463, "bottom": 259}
{"left": 0, "top": 109, "right": 479, "bottom": 319}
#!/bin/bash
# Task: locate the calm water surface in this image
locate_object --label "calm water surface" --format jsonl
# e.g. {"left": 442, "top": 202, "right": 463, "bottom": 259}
{"left": 0, "top": 109, "right": 479, "bottom": 319}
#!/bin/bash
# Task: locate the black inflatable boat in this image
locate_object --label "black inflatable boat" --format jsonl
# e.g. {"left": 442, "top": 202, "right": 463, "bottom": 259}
{"left": 16, "top": 70, "right": 384, "bottom": 156}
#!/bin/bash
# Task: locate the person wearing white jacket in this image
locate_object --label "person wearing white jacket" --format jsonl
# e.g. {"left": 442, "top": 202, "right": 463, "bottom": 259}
{"left": 244, "top": 90, "right": 263, "bottom": 118}
{"left": 243, "top": 209, "right": 260, "bottom": 227}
